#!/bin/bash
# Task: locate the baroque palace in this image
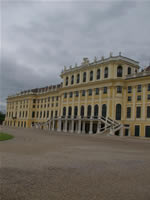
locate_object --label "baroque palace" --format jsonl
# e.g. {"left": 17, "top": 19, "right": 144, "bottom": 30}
{"left": 4, "top": 53, "right": 150, "bottom": 137}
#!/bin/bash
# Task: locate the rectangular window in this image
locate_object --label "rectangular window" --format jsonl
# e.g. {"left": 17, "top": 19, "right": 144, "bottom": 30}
{"left": 135, "top": 125, "right": 140, "bottom": 136}
{"left": 103, "top": 87, "right": 107, "bottom": 94}
{"left": 137, "top": 85, "right": 142, "bottom": 92}
{"left": 117, "top": 86, "right": 122, "bottom": 93}
{"left": 136, "top": 107, "right": 141, "bottom": 118}
{"left": 137, "top": 95, "right": 141, "bottom": 101}
{"left": 32, "top": 111, "right": 35, "bottom": 118}
{"left": 52, "top": 96, "right": 55, "bottom": 101}
{"left": 33, "top": 99, "right": 36, "bottom": 104}
{"left": 148, "top": 94, "right": 150, "bottom": 100}
{"left": 75, "top": 91, "right": 79, "bottom": 97}
{"left": 82, "top": 90, "right": 85, "bottom": 96}
{"left": 48, "top": 97, "right": 50, "bottom": 102}
{"left": 88, "top": 89, "right": 92, "bottom": 96}
{"left": 127, "top": 107, "right": 131, "bottom": 118}
{"left": 148, "top": 84, "right": 150, "bottom": 91}
{"left": 47, "top": 111, "right": 49, "bottom": 118}
{"left": 95, "top": 88, "right": 99, "bottom": 95}
{"left": 147, "top": 106, "right": 150, "bottom": 118}
{"left": 56, "top": 96, "right": 59, "bottom": 101}
{"left": 128, "top": 86, "right": 132, "bottom": 93}
{"left": 64, "top": 93, "right": 67, "bottom": 98}
{"left": 69, "top": 92, "right": 73, "bottom": 98}
{"left": 36, "top": 112, "right": 39, "bottom": 118}
{"left": 128, "top": 96, "right": 132, "bottom": 101}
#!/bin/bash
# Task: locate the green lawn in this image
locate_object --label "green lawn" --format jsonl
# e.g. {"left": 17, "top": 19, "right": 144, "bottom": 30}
{"left": 0, "top": 132, "right": 14, "bottom": 141}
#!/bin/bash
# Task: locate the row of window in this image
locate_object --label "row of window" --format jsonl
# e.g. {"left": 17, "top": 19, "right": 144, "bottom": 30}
{"left": 64, "top": 86, "right": 123, "bottom": 98}
{"left": 128, "top": 94, "right": 150, "bottom": 101}
{"left": 6, "top": 121, "right": 26, "bottom": 128}
{"left": 65, "top": 66, "right": 133, "bottom": 86}
{"left": 33, "top": 103, "right": 59, "bottom": 109}
{"left": 128, "top": 84, "right": 150, "bottom": 93}
{"left": 7, "top": 111, "right": 28, "bottom": 118}
{"left": 33, "top": 96, "right": 59, "bottom": 104}
{"left": 127, "top": 106, "right": 150, "bottom": 118}
{"left": 32, "top": 110, "right": 58, "bottom": 119}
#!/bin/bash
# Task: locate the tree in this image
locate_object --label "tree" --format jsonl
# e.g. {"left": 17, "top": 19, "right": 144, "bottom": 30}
{"left": 0, "top": 112, "right": 5, "bottom": 125}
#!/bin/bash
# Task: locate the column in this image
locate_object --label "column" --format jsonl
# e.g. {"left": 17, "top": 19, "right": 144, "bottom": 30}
{"left": 49, "top": 120, "right": 51, "bottom": 131}
{"left": 89, "top": 120, "right": 93, "bottom": 134}
{"left": 71, "top": 120, "right": 74, "bottom": 133}
{"left": 52, "top": 119, "right": 55, "bottom": 131}
{"left": 78, "top": 119, "right": 81, "bottom": 134}
{"left": 82, "top": 121, "right": 85, "bottom": 134}
{"left": 120, "top": 127, "right": 124, "bottom": 136}
{"left": 57, "top": 118, "right": 61, "bottom": 132}
{"left": 64, "top": 119, "right": 67, "bottom": 132}
{"left": 97, "top": 121, "right": 101, "bottom": 134}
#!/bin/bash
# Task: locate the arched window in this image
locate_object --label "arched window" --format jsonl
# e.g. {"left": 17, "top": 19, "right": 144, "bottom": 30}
{"left": 83, "top": 72, "right": 86, "bottom": 82}
{"left": 97, "top": 69, "right": 101, "bottom": 80}
{"left": 116, "top": 104, "right": 122, "bottom": 120}
{"left": 71, "top": 75, "right": 74, "bottom": 85}
{"left": 77, "top": 74, "right": 80, "bottom": 84}
{"left": 94, "top": 105, "right": 99, "bottom": 117}
{"left": 104, "top": 67, "right": 108, "bottom": 78}
{"left": 65, "top": 77, "right": 68, "bottom": 86}
{"left": 80, "top": 106, "right": 84, "bottom": 118}
{"left": 68, "top": 106, "right": 72, "bottom": 117}
{"left": 74, "top": 106, "right": 78, "bottom": 117}
{"left": 102, "top": 104, "right": 107, "bottom": 118}
{"left": 63, "top": 107, "right": 66, "bottom": 117}
{"left": 90, "top": 71, "right": 93, "bottom": 81}
{"left": 117, "top": 65, "right": 123, "bottom": 77}
{"left": 128, "top": 67, "right": 131, "bottom": 75}
{"left": 87, "top": 105, "right": 92, "bottom": 118}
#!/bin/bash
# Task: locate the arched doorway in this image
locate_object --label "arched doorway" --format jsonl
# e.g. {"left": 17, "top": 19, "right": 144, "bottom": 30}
{"left": 94, "top": 104, "right": 99, "bottom": 118}
{"left": 102, "top": 104, "right": 107, "bottom": 118}
{"left": 80, "top": 106, "right": 84, "bottom": 118}
{"left": 87, "top": 105, "right": 92, "bottom": 118}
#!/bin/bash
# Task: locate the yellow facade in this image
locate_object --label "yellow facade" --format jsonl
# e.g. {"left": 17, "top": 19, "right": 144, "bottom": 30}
{"left": 4, "top": 53, "right": 150, "bottom": 137}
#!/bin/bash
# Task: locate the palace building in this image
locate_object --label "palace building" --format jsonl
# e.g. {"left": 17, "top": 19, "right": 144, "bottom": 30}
{"left": 4, "top": 53, "right": 150, "bottom": 137}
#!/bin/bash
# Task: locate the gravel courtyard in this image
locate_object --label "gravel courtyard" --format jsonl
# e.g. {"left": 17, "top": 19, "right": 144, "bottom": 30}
{"left": 0, "top": 127, "right": 150, "bottom": 200}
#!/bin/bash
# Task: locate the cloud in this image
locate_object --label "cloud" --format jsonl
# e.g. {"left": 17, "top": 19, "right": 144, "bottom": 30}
{"left": 1, "top": 0, "right": 150, "bottom": 112}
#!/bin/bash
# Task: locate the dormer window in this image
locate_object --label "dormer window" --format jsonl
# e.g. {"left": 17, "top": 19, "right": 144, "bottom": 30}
{"left": 90, "top": 71, "right": 93, "bottom": 81}
{"left": 104, "top": 67, "right": 108, "bottom": 78}
{"left": 71, "top": 75, "right": 74, "bottom": 85}
{"left": 117, "top": 65, "right": 123, "bottom": 77}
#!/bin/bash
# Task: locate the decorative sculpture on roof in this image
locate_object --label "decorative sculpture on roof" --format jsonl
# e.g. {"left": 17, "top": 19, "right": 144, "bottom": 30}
{"left": 82, "top": 57, "right": 89, "bottom": 65}
{"left": 94, "top": 56, "right": 97, "bottom": 63}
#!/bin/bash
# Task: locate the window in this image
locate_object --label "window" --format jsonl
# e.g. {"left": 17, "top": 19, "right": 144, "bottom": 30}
{"left": 74, "top": 106, "right": 78, "bottom": 117}
{"left": 51, "top": 111, "right": 53, "bottom": 118}
{"left": 55, "top": 111, "right": 58, "bottom": 117}
{"left": 82, "top": 90, "right": 85, "bottom": 96}
{"left": 103, "top": 87, "right": 107, "bottom": 94}
{"left": 128, "top": 86, "right": 132, "bottom": 93}
{"left": 64, "top": 93, "right": 67, "bottom": 98}
{"left": 48, "top": 97, "right": 50, "bottom": 102}
{"left": 32, "top": 111, "right": 35, "bottom": 118}
{"left": 90, "top": 71, "right": 93, "bottom": 81}
{"left": 47, "top": 111, "right": 49, "bottom": 118}
{"left": 68, "top": 107, "right": 72, "bottom": 117}
{"left": 80, "top": 106, "right": 84, "bottom": 117}
{"left": 94, "top": 105, "right": 99, "bottom": 117}
{"left": 87, "top": 105, "right": 92, "bottom": 118}
{"left": 147, "top": 106, "right": 150, "bottom": 118}
{"left": 117, "top": 86, "right": 122, "bottom": 93}
{"left": 136, "top": 107, "right": 141, "bottom": 118}
{"left": 128, "top": 96, "right": 132, "bottom": 101}
{"left": 65, "top": 77, "right": 68, "bottom": 86}
{"left": 83, "top": 72, "right": 86, "bottom": 82}
{"left": 117, "top": 65, "right": 123, "bottom": 77}
{"left": 97, "top": 69, "right": 100, "bottom": 80}
{"left": 43, "top": 111, "right": 46, "bottom": 118}
{"left": 116, "top": 104, "right": 121, "bottom": 120}
{"left": 33, "top": 99, "right": 36, "bottom": 104}
{"left": 104, "top": 67, "right": 108, "bottom": 78}
{"left": 137, "top": 85, "right": 142, "bottom": 92}
{"left": 135, "top": 125, "right": 140, "bottom": 136}
{"left": 52, "top": 96, "right": 54, "bottom": 101}
{"left": 71, "top": 75, "right": 74, "bottom": 85}
{"left": 137, "top": 95, "right": 141, "bottom": 101}
{"left": 148, "top": 94, "right": 150, "bottom": 100}
{"left": 88, "top": 89, "right": 92, "bottom": 96}
{"left": 63, "top": 107, "right": 66, "bottom": 117}
{"left": 69, "top": 92, "right": 73, "bottom": 98}
{"left": 127, "top": 107, "right": 131, "bottom": 118}
{"left": 102, "top": 104, "right": 107, "bottom": 117}
{"left": 128, "top": 67, "right": 132, "bottom": 75}
{"left": 40, "top": 111, "right": 42, "bottom": 118}
{"left": 56, "top": 96, "right": 59, "bottom": 101}
{"left": 75, "top": 91, "right": 79, "bottom": 97}
{"left": 148, "top": 84, "right": 150, "bottom": 91}
{"left": 95, "top": 88, "right": 99, "bottom": 95}
{"left": 77, "top": 74, "right": 80, "bottom": 84}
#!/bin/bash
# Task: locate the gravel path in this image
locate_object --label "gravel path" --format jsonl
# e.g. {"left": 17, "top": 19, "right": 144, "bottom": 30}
{"left": 0, "top": 127, "right": 150, "bottom": 200}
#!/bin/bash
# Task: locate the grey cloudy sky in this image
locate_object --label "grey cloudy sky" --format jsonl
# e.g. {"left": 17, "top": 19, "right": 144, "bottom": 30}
{"left": 1, "top": 0, "right": 150, "bottom": 112}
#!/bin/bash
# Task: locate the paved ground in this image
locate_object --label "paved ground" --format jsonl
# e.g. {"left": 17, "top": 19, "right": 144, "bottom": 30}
{"left": 0, "top": 127, "right": 150, "bottom": 200}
